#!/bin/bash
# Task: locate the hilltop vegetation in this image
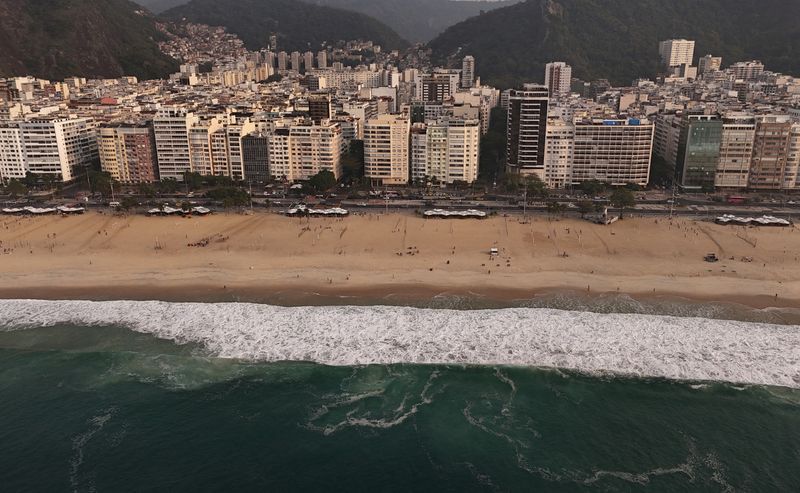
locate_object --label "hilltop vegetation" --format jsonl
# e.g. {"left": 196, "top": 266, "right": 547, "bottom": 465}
{"left": 0, "top": 0, "right": 177, "bottom": 80}
{"left": 163, "top": 0, "right": 409, "bottom": 52}
{"left": 428, "top": 0, "right": 800, "bottom": 88}
{"left": 310, "top": 0, "right": 518, "bottom": 42}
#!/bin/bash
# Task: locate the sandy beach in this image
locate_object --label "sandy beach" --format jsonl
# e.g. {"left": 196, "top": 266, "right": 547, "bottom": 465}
{"left": 0, "top": 211, "right": 798, "bottom": 306}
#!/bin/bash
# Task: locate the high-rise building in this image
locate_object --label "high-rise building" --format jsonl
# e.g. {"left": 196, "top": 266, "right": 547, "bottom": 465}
{"left": 317, "top": 50, "right": 328, "bottom": 69}
{"left": 570, "top": 118, "right": 654, "bottom": 187}
{"left": 242, "top": 132, "right": 270, "bottom": 183}
{"left": 748, "top": 116, "right": 800, "bottom": 190}
{"left": 267, "top": 121, "right": 342, "bottom": 182}
{"left": 364, "top": 114, "right": 410, "bottom": 185}
{"left": 544, "top": 62, "right": 572, "bottom": 99}
{"left": 654, "top": 112, "right": 682, "bottom": 167}
{"left": 461, "top": 56, "right": 475, "bottom": 89}
{"left": 277, "top": 51, "right": 288, "bottom": 71}
{"left": 0, "top": 123, "right": 26, "bottom": 182}
{"left": 308, "top": 93, "right": 333, "bottom": 124}
{"left": 417, "top": 72, "right": 460, "bottom": 102}
{"left": 188, "top": 118, "right": 223, "bottom": 177}
{"left": 659, "top": 39, "right": 695, "bottom": 68}
{"left": 153, "top": 107, "right": 198, "bottom": 181}
{"left": 304, "top": 51, "right": 315, "bottom": 73}
{"left": 410, "top": 117, "right": 480, "bottom": 184}
{"left": 698, "top": 55, "right": 722, "bottom": 74}
{"left": 290, "top": 51, "right": 302, "bottom": 72}
{"left": 98, "top": 122, "right": 158, "bottom": 183}
{"left": 19, "top": 117, "right": 97, "bottom": 182}
{"left": 676, "top": 114, "right": 722, "bottom": 189}
{"left": 506, "top": 83, "right": 549, "bottom": 179}
{"left": 715, "top": 115, "right": 755, "bottom": 189}
{"left": 730, "top": 61, "right": 765, "bottom": 81}
{"left": 542, "top": 119, "right": 574, "bottom": 188}
{"left": 224, "top": 120, "right": 256, "bottom": 181}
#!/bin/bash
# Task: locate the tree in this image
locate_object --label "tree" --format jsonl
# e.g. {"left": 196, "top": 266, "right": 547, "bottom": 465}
{"left": 182, "top": 171, "right": 204, "bottom": 191}
{"left": 120, "top": 196, "right": 139, "bottom": 211}
{"left": 88, "top": 170, "right": 114, "bottom": 196}
{"left": 138, "top": 183, "right": 156, "bottom": 198}
{"left": 580, "top": 179, "right": 606, "bottom": 196}
{"left": 546, "top": 201, "right": 566, "bottom": 216}
{"left": 524, "top": 175, "right": 548, "bottom": 198}
{"left": 5, "top": 179, "right": 27, "bottom": 198}
{"left": 206, "top": 187, "right": 249, "bottom": 208}
{"left": 157, "top": 179, "right": 179, "bottom": 194}
{"left": 610, "top": 188, "right": 636, "bottom": 218}
{"left": 308, "top": 170, "right": 337, "bottom": 192}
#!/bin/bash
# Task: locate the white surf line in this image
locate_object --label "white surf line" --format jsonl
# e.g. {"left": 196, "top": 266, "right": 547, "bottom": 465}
{"left": 0, "top": 299, "right": 798, "bottom": 388}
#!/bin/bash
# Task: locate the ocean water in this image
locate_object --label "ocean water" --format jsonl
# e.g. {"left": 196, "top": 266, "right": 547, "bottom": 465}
{"left": 0, "top": 298, "right": 799, "bottom": 491}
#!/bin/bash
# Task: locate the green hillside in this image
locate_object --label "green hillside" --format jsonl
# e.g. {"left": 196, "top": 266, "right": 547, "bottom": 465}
{"left": 163, "top": 0, "right": 409, "bottom": 52}
{"left": 428, "top": 0, "right": 800, "bottom": 88}
{"left": 310, "top": 0, "right": 518, "bottom": 42}
{"left": 0, "top": 0, "right": 178, "bottom": 80}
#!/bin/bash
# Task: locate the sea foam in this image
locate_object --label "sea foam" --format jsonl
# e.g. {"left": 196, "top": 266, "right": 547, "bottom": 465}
{"left": 0, "top": 299, "right": 798, "bottom": 388}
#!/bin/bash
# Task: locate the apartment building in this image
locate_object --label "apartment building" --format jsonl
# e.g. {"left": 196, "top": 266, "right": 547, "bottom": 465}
{"left": 153, "top": 107, "right": 198, "bottom": 181}
{"left": 19, "top": 117, "right": 97, "bottom": 182}
{"left": 544, "top": 62, "right": 572, "bottom": 99}
{"left": 98, "top": 123, "right": 158, "bottom": 183}
{"left": 0, "top": 124, "right": 26, "bottom": 181}
{"left": 570, "top": 119, "right": 654, "bottom": 186}
{"left": 715, "top": 115, "right": 755, "bottom": 189}
{"left": 267, "top": 121, "right": 342, "bottom": 182}
{"left": 506, "top": 84, "right": 549, "bottom": 179}
{"left": 542, "top": 119, "right": 574, "bottom": 188}
{"left": 748, "top": 116, "right": 800, "bottom": 190}
{"left": 410, "top": 118, "right": 480, "bottom": 184}
{"left": 364, "top": 114, "right": 410, "bottom": 185}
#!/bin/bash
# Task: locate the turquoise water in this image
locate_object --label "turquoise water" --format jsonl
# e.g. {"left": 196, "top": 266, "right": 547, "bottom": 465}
{"left": 0, "top": 323, "right": 799, "bottom": 492}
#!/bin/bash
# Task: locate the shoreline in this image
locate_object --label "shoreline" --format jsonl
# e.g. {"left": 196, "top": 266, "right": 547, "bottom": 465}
{"left": 0, "top": 282, "right": 797, "bottom": 311}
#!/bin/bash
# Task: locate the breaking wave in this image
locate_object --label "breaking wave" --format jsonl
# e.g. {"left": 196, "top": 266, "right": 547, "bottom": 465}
{"left": 0, "top": 299, "right": 798, "bottom": 388}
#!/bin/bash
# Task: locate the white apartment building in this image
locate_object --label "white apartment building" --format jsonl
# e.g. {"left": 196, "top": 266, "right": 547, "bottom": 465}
{"left": 188, "top": 118, "right": 223, "bottom": 177}
{"left": 659, "top": 39, "right": 695, "bottom": 68}
{"left": 0, "top": 124, "right": 26, "bottom": 181}
{"left": 543, "top": 119, "right": 574, "bottom": 188}
{"left": 544, "top": 62, "right": 572, "bottom": 99}
{"left": 570, "top": 119, "right": 654, "bottom": 186}
{"left": 715, "top": 116, "right": 755, "bottom": 189}
{"left": 267, "top": 121, "right": 342, "bottom": 182}
{"left": 410, "top": 118, "right": 480, "bottom": 184}
{"left": 19, "top": 117, "right": 97, "bottom": 182}
{"left": 364, "top": 114, "right": 410, "bottom": 185}
{"left": 153, "top": 107, "right": 198, "bottom": 181}
{"left": 461, "top": 56, "right": 475, "bottom": 89}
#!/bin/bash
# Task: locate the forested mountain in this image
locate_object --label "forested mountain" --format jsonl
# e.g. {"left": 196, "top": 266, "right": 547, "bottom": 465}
{"left": 310, "top": 0, "right": 518, "bottom": 42}
{"left": 135, "top": 0, "right": 187, "bottom": 13}
{"left": 0, "top": 0, "right": 178, "bottom": 80}
{"left": 163, "top": 0, "right": 409, "bottom": 52}
{"left": 139, "top": 0, "right": 517, "bottom": 41}
{"left": 428, "top": 0, "right": 800, "bottom": 88}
